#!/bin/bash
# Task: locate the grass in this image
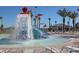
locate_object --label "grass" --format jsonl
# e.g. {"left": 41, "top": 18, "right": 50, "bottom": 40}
{"left": 0, "top": 28, "right": 79, "bottom": 34}
{"left": 76, "top": 28, "right": 79, "bottom": 32}
{"left": 0, "top": 30, "right": 13, "bottom": 34}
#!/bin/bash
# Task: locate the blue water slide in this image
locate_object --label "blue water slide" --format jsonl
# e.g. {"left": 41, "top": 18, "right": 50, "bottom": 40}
{"left": 33, "top": 27, "right": 44, "bottom": 39}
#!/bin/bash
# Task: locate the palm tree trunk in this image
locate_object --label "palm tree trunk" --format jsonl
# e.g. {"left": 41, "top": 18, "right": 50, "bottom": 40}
{"left": 34, "top": 18, "right": 36, "bottom": 27}
{"left": 69, "top": 17, "right": 70, "bottom": 32}
{"left": 63, "top": 17, "right": 65, "bottom": 33}
{"left": 49, "top": 20, "right": 50, "bottom": 28}
{"left": 72, "top": 19, "right": 75, "bottom": 32}
{"left": 39, "top": 18, "right": 40, "bottom": 29}
{"left": 38, "top": 17, "right": 40, "bottom": 29}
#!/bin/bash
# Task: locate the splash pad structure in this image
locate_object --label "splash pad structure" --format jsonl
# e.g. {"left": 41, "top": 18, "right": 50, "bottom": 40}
{"left": 15, "top": 7, "right": 34, "bottom": 40}
{"left": 0, "top": 7, "right": 69, "bottom": 53}
{"left": 14, "top": 7, "right": 44, "bottom": 40}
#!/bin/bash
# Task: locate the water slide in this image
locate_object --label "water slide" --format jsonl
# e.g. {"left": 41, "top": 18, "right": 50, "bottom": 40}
{"left": 33, "top": 27, "right": 46, "bottom": 39}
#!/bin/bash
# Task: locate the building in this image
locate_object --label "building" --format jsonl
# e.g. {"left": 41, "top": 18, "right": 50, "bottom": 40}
{"left": 75, "top": 22, "right": 79, "bottom": 31}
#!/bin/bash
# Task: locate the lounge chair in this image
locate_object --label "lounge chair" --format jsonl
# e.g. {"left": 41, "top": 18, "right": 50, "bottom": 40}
{"left": 61, "top": 46, "right": 79, "bottom": 53}
{"left": 44, "top": 47, "right": 60, "bottom": 53}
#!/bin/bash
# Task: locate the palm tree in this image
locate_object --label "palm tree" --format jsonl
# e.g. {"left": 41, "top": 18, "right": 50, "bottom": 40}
{"left": 38, "top": 17, "right": 40, "bottom": 28}
{"left": 67, "top": 21, "right": 70, "bottom": 31}
{"left": 55, "top": 20, "right": 57, "bottom": 31}
{"left": 57, "top": 8, "right": 67, "bottom": 32}
{"left": 48, "top": 18, "right": 52, "bottom": 32}
{"left": 34, "top": 18, "right": 36, "bottom": 27}
{"left": 67, "top": 11, "right": 72, "bottom": 32}
{"left": 48, "top": 18, "right": 51, "bottom": 28}
{"left": 0, "top": 17, "right": 3, "bottom": 31}
{"left": 68, "top": 11, "right": 78, "bottom": 32}
{"left": 1, "top": 24, "right": 3, "bottom": 31}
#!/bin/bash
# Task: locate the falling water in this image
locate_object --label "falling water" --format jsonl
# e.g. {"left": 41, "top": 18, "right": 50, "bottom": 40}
{"left": 14, "top": 8, "right": 34, "bottom": 40}
{"left": 13, "top": 7, "right": 45, "bottom": 41}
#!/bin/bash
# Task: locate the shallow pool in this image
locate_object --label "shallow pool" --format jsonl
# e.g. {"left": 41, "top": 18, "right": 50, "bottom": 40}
{"left": 0, "top": 35, "right": 69, "bottom": 46}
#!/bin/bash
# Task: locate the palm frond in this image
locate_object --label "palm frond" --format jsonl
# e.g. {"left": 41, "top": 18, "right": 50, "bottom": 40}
{"left": 57, "top": 8, "right": 67, "bottom": 17}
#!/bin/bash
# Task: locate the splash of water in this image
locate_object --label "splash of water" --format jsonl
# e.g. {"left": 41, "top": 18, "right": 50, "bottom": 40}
{"left": 14, "top": 10, "right": 33, "bottom": 40}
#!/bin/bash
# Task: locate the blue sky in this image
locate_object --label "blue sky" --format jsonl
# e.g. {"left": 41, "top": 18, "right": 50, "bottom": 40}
{"left": 0, "top": 6, "right": 79, "bottom": 27}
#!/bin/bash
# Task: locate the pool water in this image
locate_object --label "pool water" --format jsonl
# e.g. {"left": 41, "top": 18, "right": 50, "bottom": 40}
{"left": 21, "top": 35, "right": 69, "bottom": 46}
{"left": 0, "top": 35, "right": 69, "bottom": 46}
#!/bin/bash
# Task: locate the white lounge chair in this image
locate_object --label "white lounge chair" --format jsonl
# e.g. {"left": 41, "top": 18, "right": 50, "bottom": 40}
{"left": 44, "top": 47, "right": 60, "bottom": 53}
{"left": 61, "top": 46, "right": 79, "bottom": 53}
